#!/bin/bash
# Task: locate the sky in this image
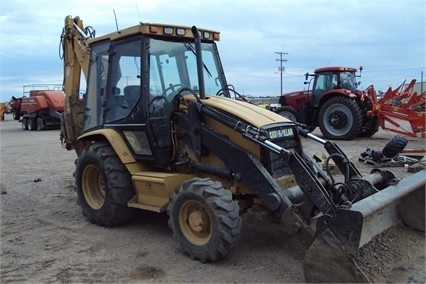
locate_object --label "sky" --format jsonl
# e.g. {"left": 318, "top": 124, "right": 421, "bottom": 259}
{"left": 0, "top": 0, "right": 424, "bottom": 102}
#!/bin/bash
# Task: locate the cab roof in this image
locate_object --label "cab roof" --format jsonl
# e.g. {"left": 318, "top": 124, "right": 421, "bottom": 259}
{"left": 89, "top": 23, "right": 220, "bottom": 44}
{"left": 314, "top": 66, "right": 358, "bottom": 73}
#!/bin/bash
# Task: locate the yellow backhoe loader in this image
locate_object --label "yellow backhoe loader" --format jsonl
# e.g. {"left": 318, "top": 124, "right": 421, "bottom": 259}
{"left": 60, "top": 15, "right": 425, "bottom": 282}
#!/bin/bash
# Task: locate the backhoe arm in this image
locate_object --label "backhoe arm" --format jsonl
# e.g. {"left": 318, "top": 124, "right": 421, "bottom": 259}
{"left": 60, "top": 16, "right": 94, "bottom": 155}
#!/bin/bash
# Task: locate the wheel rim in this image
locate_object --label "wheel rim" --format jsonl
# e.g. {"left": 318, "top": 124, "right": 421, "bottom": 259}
{"left": 323, "top": 103, "right": 353, "bottom": 136}
{"left": 81, "top": 164, "right": 106, "bottom": 210}
{"left": 179, "top": 200, "right": 212, "bottom": 245}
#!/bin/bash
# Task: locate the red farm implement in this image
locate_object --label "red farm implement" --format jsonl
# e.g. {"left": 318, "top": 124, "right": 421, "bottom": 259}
{"left": 368, "top": 79, "right": 425, "bottom": 138}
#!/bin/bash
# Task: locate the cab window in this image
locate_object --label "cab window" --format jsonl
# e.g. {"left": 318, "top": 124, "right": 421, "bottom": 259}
{"left": 106, "top": 39, "right": 142, "bottom": 123}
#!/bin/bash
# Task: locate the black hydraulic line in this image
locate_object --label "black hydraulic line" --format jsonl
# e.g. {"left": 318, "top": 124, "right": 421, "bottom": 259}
{"left": 302, "top": 128, "right": 362, "bottom": 178}
{"left": 189, "top": 161, "right": 235, "bottom": 180}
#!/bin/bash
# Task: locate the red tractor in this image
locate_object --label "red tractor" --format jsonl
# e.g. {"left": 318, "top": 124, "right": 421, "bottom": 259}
{"left": 275, "top": 66, "right": 378, "bottom": 140}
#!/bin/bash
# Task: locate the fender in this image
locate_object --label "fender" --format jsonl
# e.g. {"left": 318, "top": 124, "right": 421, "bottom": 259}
{"left": 78, "top": 128, "right": 136, "bottom": 164}
{"left": 319, "top": 90, "right": 357, "bottom": 106}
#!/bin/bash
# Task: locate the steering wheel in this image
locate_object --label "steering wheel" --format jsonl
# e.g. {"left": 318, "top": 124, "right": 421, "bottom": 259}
{"left": 148, "top": 95, "right": 168, "bottom": 108}
{"left": 162, "top": 84, "right": 186, "bottom": 97}
{"left": 148, "top": 95, "right": 169, "bottom": 117}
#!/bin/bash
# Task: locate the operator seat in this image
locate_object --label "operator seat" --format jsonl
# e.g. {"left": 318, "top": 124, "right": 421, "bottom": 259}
{"left": 123, "top": 85, "right": 140, "bottom": 107}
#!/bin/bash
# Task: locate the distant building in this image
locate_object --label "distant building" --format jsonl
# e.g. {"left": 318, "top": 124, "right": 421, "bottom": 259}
{"left": 404, "top": 81, "right": 426, "bottom": 94}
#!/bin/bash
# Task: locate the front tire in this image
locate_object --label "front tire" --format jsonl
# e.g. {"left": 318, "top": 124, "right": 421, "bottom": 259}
{"left": 319, "top": 97, "right": 362, "bottom": 140}
{"left": 75, "top": 142, "right": 135, "bottom": 226}
{"left": 275, "top": 106, "right": 316, "bottom": 132}
{"left": 12, "top": 109, "right": 20, "bottom": 120}
{"left": 167, "top": 178, "right": 242, "bottom": 262}
{"left": 275, "top": 106, "right": 300, "bottom": 122}
{"left": 359, "top": 116, "right": 380, "bottom": 137}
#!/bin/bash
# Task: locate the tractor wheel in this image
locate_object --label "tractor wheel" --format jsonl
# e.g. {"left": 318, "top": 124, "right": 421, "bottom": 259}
{"left": 12, "top": 109, "right": 20, "bottom": 120}
{"left": 22, "top": 118, "right": 28, "bottom": 130}
{"left": 75, "top": 142, "right": 136, "bottom": 226}
{"left": 275, "top": 106, "right": 300, "bottom": 123}
{"left": 28, "top": 118, "right": 37, "bottom": 131}
{"left": 382, "top": 135, "right": 408, "bottom": 159}
{"left": 167, "top": 178, "right": 242, "bottom": 262}
{"left": 319, "top": 97, "right": 363, "bottom": 140}
{"left": 359, "top": 117, "right": 380, "bottom": 137}
{"left": 275, "top": 106, "right": 316, "bottom": 132}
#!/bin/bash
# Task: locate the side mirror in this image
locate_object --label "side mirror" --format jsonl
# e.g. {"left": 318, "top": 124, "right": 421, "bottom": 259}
{"left": 305, "top": 72, "right": 309, "bottom": 81}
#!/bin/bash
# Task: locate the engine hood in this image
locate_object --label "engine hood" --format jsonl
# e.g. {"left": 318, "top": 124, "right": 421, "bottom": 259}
{"left": 184, "top": 95, "right": 292, "bottom": 129}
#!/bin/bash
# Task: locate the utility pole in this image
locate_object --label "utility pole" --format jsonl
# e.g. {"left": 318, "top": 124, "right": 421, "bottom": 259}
{"left": 275, "top": 51, "right": 288, "bottom": 95}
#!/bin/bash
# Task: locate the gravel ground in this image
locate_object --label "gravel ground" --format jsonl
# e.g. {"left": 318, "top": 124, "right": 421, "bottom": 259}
{"left": 1, "top": 113, "right": 424, "bottom": 283}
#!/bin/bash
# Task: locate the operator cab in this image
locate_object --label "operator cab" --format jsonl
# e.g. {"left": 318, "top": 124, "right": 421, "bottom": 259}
{"left": 311, "top": 67, "right": 359, "bottom": 106}
{"left": 82, "top": 25, "right": 228, "bottom": 164}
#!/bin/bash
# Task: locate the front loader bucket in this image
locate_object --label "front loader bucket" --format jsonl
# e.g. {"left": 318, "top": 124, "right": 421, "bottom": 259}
{"left": 304, "top": 170, "right": 425, "bottom": 283}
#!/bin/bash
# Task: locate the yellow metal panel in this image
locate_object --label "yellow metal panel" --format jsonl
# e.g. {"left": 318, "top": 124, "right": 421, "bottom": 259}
{"left": 132, "top": 172, "right": 195, "bottom": 211}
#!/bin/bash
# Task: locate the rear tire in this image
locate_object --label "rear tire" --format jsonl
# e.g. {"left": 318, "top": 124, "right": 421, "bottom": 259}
{"left": 319, "top": 97, "right": 362, "bottom": 140}
{"left": 75, "top": 142, "right": 136, "bottom": 226}
{"left": 382, "top": 135, "right": 408, "bottom": 158}
{"left": 37, "top": 118, "right": 46, "bottom": 131}
{"left": 167, "top": 178, "right": 242, "bottom": 262}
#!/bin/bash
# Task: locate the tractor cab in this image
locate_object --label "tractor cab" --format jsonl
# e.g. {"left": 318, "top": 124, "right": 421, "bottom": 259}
{"left": 81, "top": 25, "right": 228, "bottom": 164}
{"left": 309, "top": 66, "right": 360, "bottom": 107}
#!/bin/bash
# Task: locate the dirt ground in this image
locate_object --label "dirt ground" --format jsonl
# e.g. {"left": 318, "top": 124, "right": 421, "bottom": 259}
{"left": 0, "top": 113, "right": 425, "bottom": 283}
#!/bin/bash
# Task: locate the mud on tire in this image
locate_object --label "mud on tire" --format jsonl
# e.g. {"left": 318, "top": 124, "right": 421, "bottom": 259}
{"left": 75, "top": 142, "right": 136, "bottom": 226}
{"left": 167, "top": 178, "right": 242, "bottom": 262}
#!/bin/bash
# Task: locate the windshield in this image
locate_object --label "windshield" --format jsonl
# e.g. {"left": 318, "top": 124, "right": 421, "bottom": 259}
{"left": 339, "top": 71, "right": 357, "bottom": 92}
{"left": 149, "top": 38, "right": 225, "bottom": 100}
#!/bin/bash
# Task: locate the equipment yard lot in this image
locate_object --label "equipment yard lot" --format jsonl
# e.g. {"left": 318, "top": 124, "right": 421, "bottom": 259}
{"left": 1, "top": 115, "right": 424, "bottom": 283}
